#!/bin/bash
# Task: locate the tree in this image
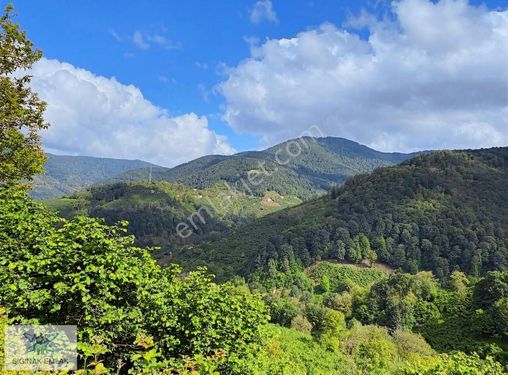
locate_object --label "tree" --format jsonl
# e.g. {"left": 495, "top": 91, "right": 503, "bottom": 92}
{"left": 0, "top": 5, "right": 48, "bottom": 185}
{"left": 373, "top": 237, "right": 389, "bottom": 262}
{"left": 320, "top": 275, "right": 331, "bottom": 293}
{"left": 336, "top": 239, "right": 346, "bottom": 260}
{"left": 449, "top": 271, "right": 469, "bottom": 297}
{"left": 367, "top": 249, "right": 378, "bottom": 267}
{"left": 330, "top": 184, "right": 340, "bottom": 199}
{"left": 359, "top": 233, "right": 371, "bottom": 259}
{"left": 347, "top": 237, "right": 363, "bottom": 263}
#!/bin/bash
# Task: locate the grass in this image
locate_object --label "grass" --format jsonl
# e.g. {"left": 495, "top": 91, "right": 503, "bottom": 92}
{"left": 306, "top": 261, "right": 388, "bottom": 292}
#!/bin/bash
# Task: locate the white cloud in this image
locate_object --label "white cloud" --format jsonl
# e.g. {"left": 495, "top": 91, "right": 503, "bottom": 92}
{"left": 132, "top": 31, "right": 150, "bottom": 49}
{"left": 250, "top": 0, "right": 278, "bottom": 24}
{"left": 111, "top": 28, "right": 179, "bottom": 50}
{"left": 29, "top": 58, "right": 234, "bottom": 167}
{"left": 221, "top": 0, "right": 508, "bottom": 151}
{"left": 145, "top": 32, "right": 179, "bottom": 49}
{"left": 195, "top": 61, "right": 209, "bottom": 70}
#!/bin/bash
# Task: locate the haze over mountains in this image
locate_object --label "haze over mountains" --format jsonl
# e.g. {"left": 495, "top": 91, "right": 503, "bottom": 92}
{"left": 32, "top": 136, "right": 416, "bottom": 200}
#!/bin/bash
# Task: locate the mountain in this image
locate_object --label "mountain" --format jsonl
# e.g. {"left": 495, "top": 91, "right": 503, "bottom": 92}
{"left": 111, "top": 137, "right": 416, "bottom": 199}
{"left": 30, "top": 153, "right": 156, "bottom": 199}
{"left": 183, "top": 147, "right": 508, "bottom": 280}
{"left": 43, "top": 136, "right": 415, "bottom": 258}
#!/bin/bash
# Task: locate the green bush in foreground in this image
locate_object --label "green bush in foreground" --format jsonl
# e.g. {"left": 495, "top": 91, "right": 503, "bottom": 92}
{"left": 0, "top": 186, "right": 268, "bottom": 373}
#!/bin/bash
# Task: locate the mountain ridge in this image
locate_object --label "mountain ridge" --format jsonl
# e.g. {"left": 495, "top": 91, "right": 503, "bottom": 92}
{"left": 110, "top": 136, "right": 417, "bottom": 199}
{"left": 30, "top": 153, "right": 157, "bottom": 199}
{"left": 33, "top": 136, "right": 417, "bottom": 200}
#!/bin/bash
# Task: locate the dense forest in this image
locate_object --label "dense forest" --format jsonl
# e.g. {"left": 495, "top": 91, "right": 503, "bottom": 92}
{"left": 191, "top": 147, "right": 508, "bottom": 280}
{"left": 0, "top": 4, "right": 507, "bottom": 374}
{"left": 31, "top": 136, "right": 415, "bottom": 201}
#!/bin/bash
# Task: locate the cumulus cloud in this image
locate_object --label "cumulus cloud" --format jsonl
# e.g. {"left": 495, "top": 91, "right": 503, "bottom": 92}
{"left": 29, "top": 58, "right": 234, "bottom": 166}
{"left": 221, "top": 0, "right": 508, "bottom": 151}
{"left": 250, "top": 0, "right": 278, "bottom": 24}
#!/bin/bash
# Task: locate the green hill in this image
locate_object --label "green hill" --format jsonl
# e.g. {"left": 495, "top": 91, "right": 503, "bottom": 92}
{"left": 44, "top": 180, "right": 302, "bottom": 258}
{"left": 111, "top": 137, "right": 415, "bottom": 199}
{"left": 41, "top": 137, "right": 415, "bottom": 259}
{"left": 30, "top": 153, "right": 156, "bottom": 199}
{"left": 185, "top": 147, "right": 508, "bottom": 279}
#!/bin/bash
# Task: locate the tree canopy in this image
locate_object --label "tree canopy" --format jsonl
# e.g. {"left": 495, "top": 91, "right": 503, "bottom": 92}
{"left": 0, "top": 4, "right": 47, "bottom": 185}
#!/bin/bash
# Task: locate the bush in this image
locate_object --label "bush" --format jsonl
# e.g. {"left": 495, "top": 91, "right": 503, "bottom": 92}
{"left": 0, "top": 187, "right": 268, "bottom": 373}
{"left": 398, "top": 352, "right": 507, "bottom": 375}
{"left": 290, "top": 315, "right": 312, "bottom": 334}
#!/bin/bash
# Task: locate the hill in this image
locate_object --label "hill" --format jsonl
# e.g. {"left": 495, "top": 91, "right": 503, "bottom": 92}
{"left": 44, "top": 180, "right": 302, "bottom": 258}
{"left": 42, "top": 136, "right": 415, "bottom": 257}
{"left": 184, "top": 147, "right": 508, "bottom": 279}
{"left": 111, "top": 137, "right": 415, "bottom": 199}
{"left": 30, "top": 153, "right": 156, "bottom": 199}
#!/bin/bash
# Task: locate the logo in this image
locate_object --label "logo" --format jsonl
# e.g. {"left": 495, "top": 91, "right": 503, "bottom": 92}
{"left": 3, "top": 325, "right": 77, "bottom": 371}
{"left": 23, "top": 330, "right": 59, "bottom": 354}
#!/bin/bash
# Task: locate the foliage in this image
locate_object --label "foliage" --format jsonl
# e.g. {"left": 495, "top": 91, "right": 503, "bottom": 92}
{"left": 2, "top": 7, "right": 508, "bottom": 374}
{"left": 253, "top": 324, "right": 350, "bottom": 374}
{"left": 0, "top": 4, "right": 48, "bottom": 185}
{"left": 308, "top": 262, "right": 386, "bottom": 292}
{"left": 249, "top": 257, "right": 508, "bottom": 367}
{"left": 264, "top": 295, "right": 300, "bottom": 327}
{"left": 398, "top": 352, "right": 507, "bottom": 375}
{"left": 111, "top": 137, "right": 413, "bottom": 200}
{"left": 44, "top": 181, "right": 302, "bottom": 263}
{"left": 199, "top": 147, "right": 508, "bottom": 280}
{"left": 0, "top": 186, "right": 268, "bottom": 373}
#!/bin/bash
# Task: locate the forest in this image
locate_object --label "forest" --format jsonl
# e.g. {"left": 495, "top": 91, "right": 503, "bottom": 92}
{"left": 0, "top": 4, "right": 507, "bottom": 374}
{"left": 194, "top": 147, "right": 508, "bottom": 280}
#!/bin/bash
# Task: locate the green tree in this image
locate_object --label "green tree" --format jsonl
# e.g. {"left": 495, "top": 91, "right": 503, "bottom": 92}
{"left": 0, "top": 4, "right": 48, "bottom": 185}
{"left": 320, "top": 275, "right": 331, "bottom": 293}
{"left": 450, "top": 271, "right": 469, "bottom": 297}
{"left": 373, "top": 236, "right": 389, "bottom": 262}
{"left": 493, "top": 298, "right": 508, "bottom": 337}
{"left": 347, "top": 236, "right": 363, "bottom": 263}
{"left": 399, "top": 352, "right": 507, "bottom": 375}
{"left": 336, "top": 239, "right": 346, "bottom": 260}
{"left": 367, "top": 249, "right": 378, "bottom": 267}
{"left": 359, "top": 233, "right": 371, "bottom": 259}
{"left": 264, "top": 295, "right": 299, "bottom": 327}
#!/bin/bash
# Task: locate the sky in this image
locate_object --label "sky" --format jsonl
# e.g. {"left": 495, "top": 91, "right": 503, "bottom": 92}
{"left": 13, "top": 0, "right": 508, "bottom": 167}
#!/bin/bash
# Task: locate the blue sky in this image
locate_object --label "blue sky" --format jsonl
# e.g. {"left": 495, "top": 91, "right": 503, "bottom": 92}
{"left": 13, "top": 0, "right": 508, "bottom": 166}
{"left": 17, "top": 0, "right": 373, "bottom": 150}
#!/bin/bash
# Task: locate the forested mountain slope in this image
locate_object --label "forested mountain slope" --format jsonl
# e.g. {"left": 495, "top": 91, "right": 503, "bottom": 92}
{"left": 45, "top": 181, "right": 301, "bottom": 258}
{"left": 33, "top": 137, "right": 412, "bottom": 201}
{"left": 30, "top": 153, "right": 156, "bottom": 199}
{"left": 187, "top": 147, "right": 508, "bottom": 279}
{"left": 112, "top": 137, "right": 415, "bottom": 199}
